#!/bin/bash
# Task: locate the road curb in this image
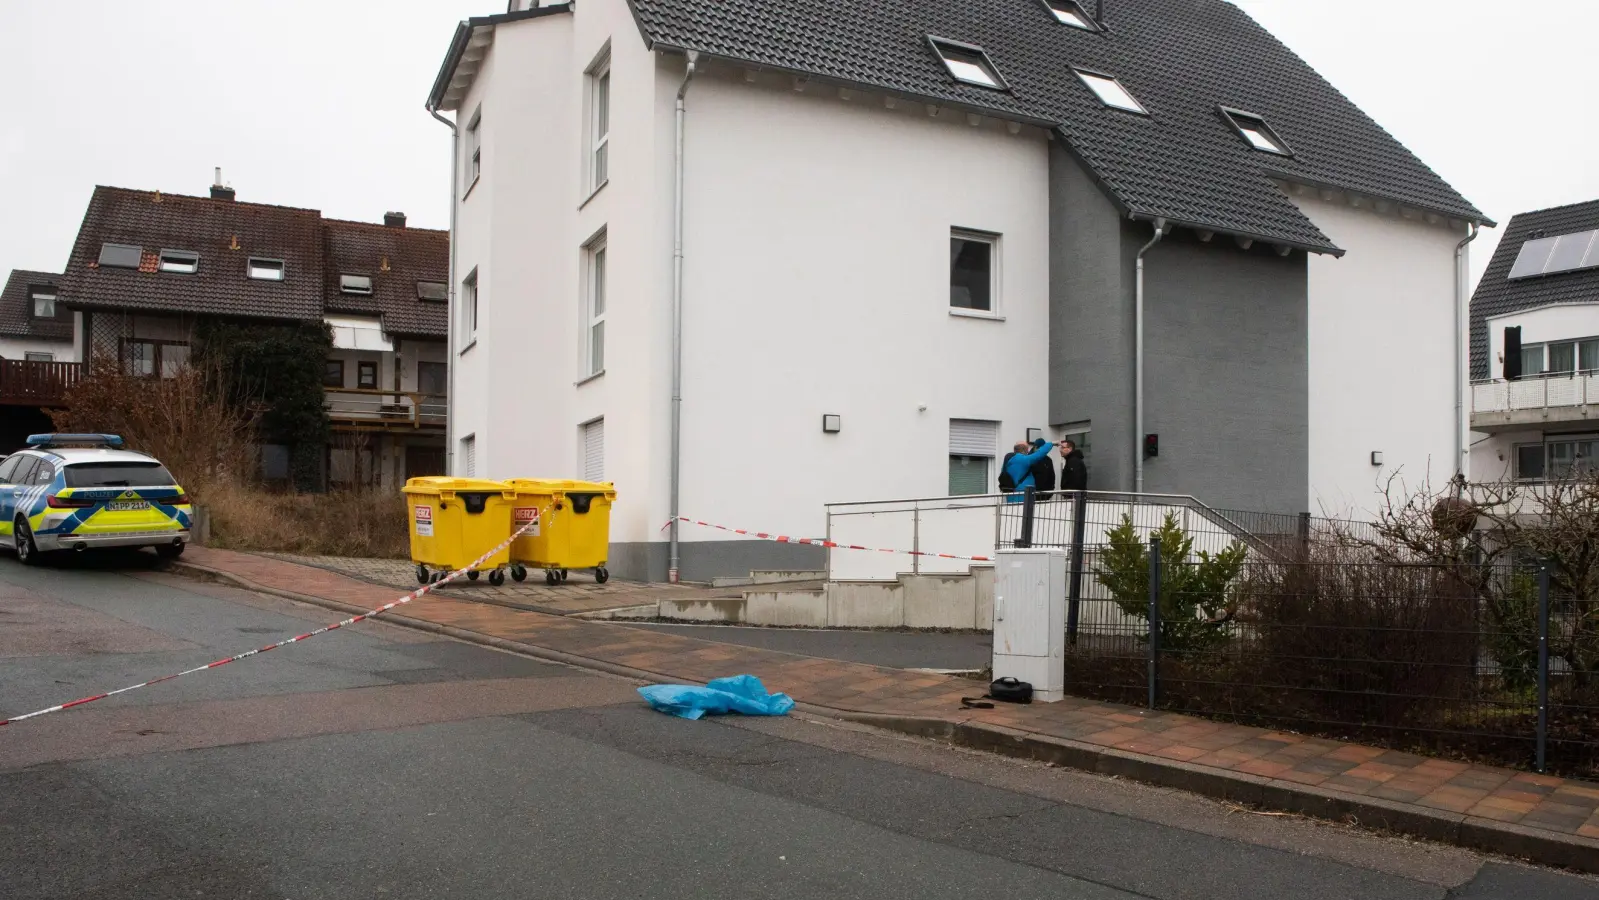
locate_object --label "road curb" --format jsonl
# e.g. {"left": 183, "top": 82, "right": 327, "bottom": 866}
{"left": 168, "top": 560, "right": 1599, "bottom": 874}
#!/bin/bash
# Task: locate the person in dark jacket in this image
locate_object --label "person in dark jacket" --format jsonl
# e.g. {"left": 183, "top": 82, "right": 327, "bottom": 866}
{"left": 1060, "top": 438, "right": 1088, "bottom": 491}
{"left": 1030, "top": 443, "right": 1057, "bottom": 495}
{"left": 1001, "top": 439, "right": 1054, "bottom": 503}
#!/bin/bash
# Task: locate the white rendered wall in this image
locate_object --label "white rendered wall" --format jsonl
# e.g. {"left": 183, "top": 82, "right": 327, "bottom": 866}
{"left": 1295, "top": 193, "right": 1466, "bottom": 515}
{"left": 1486, "top": 303, "right": 1599, "bottom": 370}
{"left": 0, "top": 338, "right": 74, "bottom": 361}
{"left": 675, "top": 69, "right": 1052, "bottom": 544}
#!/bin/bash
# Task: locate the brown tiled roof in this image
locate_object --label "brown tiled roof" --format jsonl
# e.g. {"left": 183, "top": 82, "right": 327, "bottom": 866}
{"left": 59, "top": 186, "right": 326, "bottom": 322}
{"left": 322, "top": 219, "right": 448, "bottom": 339}
{"left": 0, "top": 269, "right": 73, "bottom": 341}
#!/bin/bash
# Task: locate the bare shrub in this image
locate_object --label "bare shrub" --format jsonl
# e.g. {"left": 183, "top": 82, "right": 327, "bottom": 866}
{"left": 201, "top": 480, "right": 408, "bottom": 559}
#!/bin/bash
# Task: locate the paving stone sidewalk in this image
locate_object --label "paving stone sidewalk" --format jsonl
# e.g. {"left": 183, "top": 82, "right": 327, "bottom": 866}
{"left": 177, "top": 546, "right": 1599, "bottom": 869}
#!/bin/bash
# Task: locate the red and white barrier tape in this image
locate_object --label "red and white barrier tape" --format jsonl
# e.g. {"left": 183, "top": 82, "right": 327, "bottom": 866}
{"left": 662, "top": 516, "right": 994, "bottom": 563}
{"left": 0, "top": 512, "right": 547, "bottom": 729}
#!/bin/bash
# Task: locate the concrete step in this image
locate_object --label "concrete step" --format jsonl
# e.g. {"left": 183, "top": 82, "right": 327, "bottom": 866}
{"left": 710, "top": 570, "right": 828, "bottom": 588}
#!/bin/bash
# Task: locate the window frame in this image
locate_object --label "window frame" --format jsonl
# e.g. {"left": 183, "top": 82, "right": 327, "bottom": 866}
{"left": 580, "top": 417, "right": 605, "bottom": 483}
{"left": 417, "top": 281, "right": 448, "bottom": 302}
{"left": 1075, "top": 68, "right": 1148, "bottom": 115}
{"left": 158, "top": 249, "right": 200, "bottom": 274}
{"left": 357, "top": 360, "right": 379, "bottom": 390}
{"left": 950, "top": 228, "right": 1002, "bottom": 317}
{"left": 460, "top": 268, "right": 479, "bottom": 351}
{"left": 97, "top": 243, "right": 142, "bottom": 269}
{"left": 247, "top": 257, "right": 286, "bottom": 281}
{"left": 927, "top": 36, "right": 1010, "bottom": 91}
{"left": 119, "top": 338, "right": 190, "bottom": 379}
{"left": 1218, "top": 107, "right": 1293, "bottom": 157}
{"left": 459, "top": 433, "right": 476, "bottom": 478}
{"left": 583, "top": 230, "right": 608, "bottom": 378}
{"left": 24, "top": 352, "right": 54, "bottom": 362}
{"left": 29, "top": 288, "right": 56, "bottom": 319}
{"left": 340, "top": 274, "right": 374, "bottom": 295}
{"left": 465, "top": 107, "right": 483, "bottom": 194}
{"left": 1038, "top": 0, "right": 1100, "bottom": 30}
{"left": 587, "top": 48, "right": 612, "bottom": 195}
{"left": 323, "top": 359, "right": 346, "bottom": 389}
{"left": 417, "top": 360, "right": 448, "bottom": 396}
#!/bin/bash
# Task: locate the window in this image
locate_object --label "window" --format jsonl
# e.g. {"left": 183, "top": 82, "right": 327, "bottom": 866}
{"left": 581, "top": 418, "right": 605, "bottom": 482}
{"left": 950, "top": 230, "right": 997, "bottom": 312}
{"left": 949, "top": 418, "right": 999, "bottom": 495}
{"left": 0, "top": 455, "right": 22, "bottom": 484}
{"left": 1076, "top": 69, "right": 1147, "bottom": 114}
{"left": 466, "top": 107, "right": 482, "bottom": 189}
{"left": 260, "top": 444, "right": 291, "bottom": 482}
{"left": 1041, "top": 0, "right": 1098, "bottom": 29}
{"left": 358, "top": 361, "right": 378, "bottom": 389}
{"left": 97, "top": 243, "right": 141, "bottom": 269}
{"left": 1219, "top": 108, "right": 1291, "bottom": 156}
{"left": 1522, "top": 344, "right": 1546, "bottom": 377}
{"left": 28, "top": 459, "right": 55, "bottom": 485}
{"left": 417, "top": 281, "right": 448, "bottom": 302}
{"left": 460, "top": 268, "right": 479, "bottom": 346}
{"left": 160, "top": 344, "right": 189, "bottom": 378}
{"left": 25, "top": 352, "right": 53, "bottom": 362}
{"left": 121, "top": 339, "right": 189, "bottom": 378}
{"left": 248, "top": 258, "right": 285, "bottom": 281}
{"left": 1522, "top": 339, "right": 1599, "bottom": 375}
{"left": 418, "top": 360, "right": 448, "bottom": 396}
{"left": 928, "top": 38, "right": 1007, "bottom": 90}
{"left": 588, "top": 52, "right": 611, "bottom": 191}
{"left": 159, "top": 249, "right": 199, "bottom": 274}
{"left": 63, "top": 461, "right": 175, "bottom": 488}
{"left": 459, "top": 434, "right": 476, "bottom": 478}
{"left": 1516, "top": 444, "right": 1546, "bottom": 481}
{"left": 584, "top": 231, "right": 607, "bottom": 376}
{"left": 30, "top": 289, "right": 55, "bottom": 318}
{"left": 340, "top": 274, "right": 373, "bottom": 295}
{"left": 1515, "top": 438, "right": 1599, "bottom": 480}
{"left": 323, "top": 359, "right": 345, "bottom": 388}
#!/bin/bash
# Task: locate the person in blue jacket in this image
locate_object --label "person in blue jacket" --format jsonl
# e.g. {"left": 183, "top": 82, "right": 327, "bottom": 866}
{"left": 1001, "top": 438, "right": 1054, "bottom": 502}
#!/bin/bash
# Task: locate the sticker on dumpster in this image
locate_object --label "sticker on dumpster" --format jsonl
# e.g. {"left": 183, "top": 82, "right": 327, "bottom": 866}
{"left": 415, "top": 504, "right": 434, "bottom": 537}
{"left": 514, "top": 507, "right": 541, "bottom": 536}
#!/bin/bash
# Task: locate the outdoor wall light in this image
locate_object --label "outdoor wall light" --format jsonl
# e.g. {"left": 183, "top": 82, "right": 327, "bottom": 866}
{"left": 1027, "top": 427, "right": 1043, "bottom": 443}
{"left": 822, "top": 414, "right": 842, "bottom": 433}
{"left": 1371, "top": 451, "right": 1384, "bottom": 467}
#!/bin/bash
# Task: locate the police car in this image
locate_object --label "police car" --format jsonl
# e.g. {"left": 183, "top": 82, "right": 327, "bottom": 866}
{"left": 0, "top": 434, "right": 191, "bottom": 564}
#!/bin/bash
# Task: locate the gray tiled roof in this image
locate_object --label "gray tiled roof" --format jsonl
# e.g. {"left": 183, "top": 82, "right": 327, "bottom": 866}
{"left": 1469, "top": 200, "right": 1599, "bottom": 380}
{"left": 0, "top": 269, "right": 72, "bottom": 342}
{"left": 627, "top": 0, "right": 1488, "bottom": 253}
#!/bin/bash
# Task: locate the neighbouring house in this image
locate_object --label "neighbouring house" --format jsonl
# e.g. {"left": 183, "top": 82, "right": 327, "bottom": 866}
{"left": 426, "top": 0, "right": 1489, "bottom": 581}
{"left": 1468, "top": 200, "right": 1599, "bottom": 483}
{"left": 53, "top": 179, "right": 450, "bottom": 489}
{"left": 0, "top": 269, "right": 81, "bottom": 449}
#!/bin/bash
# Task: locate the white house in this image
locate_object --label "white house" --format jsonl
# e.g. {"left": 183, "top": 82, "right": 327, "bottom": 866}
{"left": 0, "top": 270, "right": 76, "bottom": 363}
{"left": 427, "top": 0, "right": 1489, "bottom": 581}
{"left": 1468, "top": 200, "right": 1599, "bottom": 483}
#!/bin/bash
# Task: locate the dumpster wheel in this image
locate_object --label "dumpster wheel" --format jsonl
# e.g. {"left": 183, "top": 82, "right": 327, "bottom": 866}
{"left": 511, "top": 564, "right": 527, "bottom": 582}
{"left": 545, "top": 569, "right": 559, "bottom": 585}
{"left": 415, "top": 565, "right": 429, "bottom": 585}
{"left": 488, "top": 569, "right": 506, "bottom": 587}
{"left": 467, "top": 570, "right": 480, "bottom": 581}
{"left": 595, "top": 567, "right": 610, "bottom": 584}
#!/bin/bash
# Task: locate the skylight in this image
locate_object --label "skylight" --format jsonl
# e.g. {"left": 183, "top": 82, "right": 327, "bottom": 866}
{"left": 417, "top": 281, "right": 448, "bottom": 302}
{"left": 1076, "top": 70, "right": 1145, "bottom": 114}
{"left": 340, "top": 274, "right": 373, "bottom": 295}
{"left": 1220, "top": 108, "right": 1291, "bottom": 156}
{"left": 97, "top": 243, "right": 141, "bottom": 269}
{"left": 159, "top": 249, "right": 199, "bottom": 274}
{"left": 248, "top": 258, "right": 285, "bottom": 281}
{"left": 1042, "top": 0, "right": 1098, "bottom": 30}
{"left": 929, "top": 38, "right": 1007, "bottom": 90}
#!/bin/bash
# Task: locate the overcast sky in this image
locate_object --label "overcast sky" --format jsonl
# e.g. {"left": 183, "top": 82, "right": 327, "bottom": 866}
{"left": 2, "top": 0, "right": 1594, "bottom": 289}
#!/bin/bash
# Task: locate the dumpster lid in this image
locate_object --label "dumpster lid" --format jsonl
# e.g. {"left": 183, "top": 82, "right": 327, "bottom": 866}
{"left": 403, "top": 476, "right": 511, "bottom": 496}
{"left": 505, "top": 478, "right": 615, "bottom": 496}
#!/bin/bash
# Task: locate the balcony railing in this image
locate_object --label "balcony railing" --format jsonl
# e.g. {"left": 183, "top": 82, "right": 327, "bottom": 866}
{"left": 325, "top": 388, "right": 446, "bottom": 429}
{"left": 0, "top": 359, "right": 82, "bottom": 406}
{"left": 1472, "top": 373, "right": 1599, "bottom": 431}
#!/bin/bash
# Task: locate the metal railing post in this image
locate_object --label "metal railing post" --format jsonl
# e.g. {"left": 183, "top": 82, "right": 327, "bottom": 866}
{"left": 825, "top": 507, "right": 833, "bottom": 580}
{"left": 1067, "top": 489, "right": 1087, "bottom": 645}
{"left": 1148, "top": 536, "right": 1162, "bottom": 709}
{"left": 1537, "top": 560, "right": 1551, "bottom": 774}
{"left": 1018, "top": 487, "right": 1036, "bottom": 549}
{"left": 912, "top": 500, "right": 921, "bottom": 575}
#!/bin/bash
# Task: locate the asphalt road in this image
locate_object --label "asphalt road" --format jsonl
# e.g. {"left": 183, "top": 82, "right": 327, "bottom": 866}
{"left": 2, "top": 553, "right": 1597, "bottom": 899}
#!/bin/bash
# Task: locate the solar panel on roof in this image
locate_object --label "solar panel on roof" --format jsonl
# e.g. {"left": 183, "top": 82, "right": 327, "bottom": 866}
{"left": 1509, "top": 236, "right": 1559, "bottom": 279}
{"left": 1545, "top": 231, "right": 1595, "bottom": 273}
{"left": 1508, "top": 229, "right": 1599, "bottom": 280}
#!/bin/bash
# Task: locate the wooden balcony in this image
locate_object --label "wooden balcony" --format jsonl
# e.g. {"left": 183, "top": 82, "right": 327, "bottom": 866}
{"left": 326, "top": 388, "right": 446, "bottom": 432}
{"left": 0, "top": 360, "right": 82, "bottom": 407}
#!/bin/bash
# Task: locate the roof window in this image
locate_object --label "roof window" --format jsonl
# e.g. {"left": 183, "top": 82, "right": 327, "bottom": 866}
{"left": 417, "top": 281, "right": 448, "bottom": 302}
{"left": 340, "top": 274, "right": 373, "bottom": 295}
{"left": 1041, "top": 0, "right": 1099, "bottom": 30}
{"left": 159, "top": 249, "right": 199, "bottom": 274}
{"left": 1076, "top": 69, "right": 1146, "bottom": 114}
{"left": 30, "top": 288, "right": 56, "bottom": 318}
{"left": 97, "top": 243, "right": 142, "bottom": 269}
{"left": 1220, "top": 107, "right": 1291, "bottom": 156}
{"left": 928, "top": 38, "right": 1007, "bottom": 90}
{"left": 248, "top": 258, "right": 285, "bottom": 281}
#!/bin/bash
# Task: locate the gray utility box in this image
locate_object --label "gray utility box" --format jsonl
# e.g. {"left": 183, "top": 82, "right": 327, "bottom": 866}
{"left": 992, "top": 549, "right": 1066, "bottom": 702}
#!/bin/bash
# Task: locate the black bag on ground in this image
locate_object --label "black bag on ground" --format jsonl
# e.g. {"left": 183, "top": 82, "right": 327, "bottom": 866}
{"left": 986, "top": 677, "right": 1033, "bottom": 704}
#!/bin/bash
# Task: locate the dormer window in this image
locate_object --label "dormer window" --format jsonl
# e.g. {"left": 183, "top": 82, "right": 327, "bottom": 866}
{"left": 97, "top": 243, "right": 141, "bottom": 269}
{"left": 1076, "top": 69, "right": 1146, "bottom": 114}
{"left": 159, "top": 249, "right": 199, "bottom": 274}
{"left": 1041, "top": 0, "right": 1099, "bottom": 30}
{"left": 1220, "top": 107, "right": 1292, "bottom": 156}
{"left": 248, "top": 258, "right": 285, "bottom": 281}
{"left": 30, "top": 288, "right": 55, "bottom": 318}
{"left": 928, "top": 37, "right": 1007, "bottom": 90}
{"left": 340, "top": 274, "right": 373, "bottom": 295}
{"left": 417, "top": 281, "right": 448, "bottom": 302}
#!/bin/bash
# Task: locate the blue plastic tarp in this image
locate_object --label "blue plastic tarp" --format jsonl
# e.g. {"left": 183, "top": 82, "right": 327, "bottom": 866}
{"left": 637, "top": 674, "right": 795, "bottom": 720}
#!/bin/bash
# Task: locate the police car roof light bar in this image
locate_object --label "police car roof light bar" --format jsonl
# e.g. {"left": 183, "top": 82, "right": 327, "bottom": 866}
{"left": 26, "top": 433, "right": 126, "bottom": 449}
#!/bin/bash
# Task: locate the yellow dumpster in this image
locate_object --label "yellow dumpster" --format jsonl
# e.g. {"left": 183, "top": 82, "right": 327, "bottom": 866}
{"left": 402, "top": 476, "right": 517, "bottom": 586}
{"left": 504, "top": 478, "right": 616, "bottom": 585}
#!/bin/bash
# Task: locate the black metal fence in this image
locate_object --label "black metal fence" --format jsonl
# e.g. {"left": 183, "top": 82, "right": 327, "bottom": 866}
{"left": 1001, "top": 489, "right": 1599, "bottom": 777}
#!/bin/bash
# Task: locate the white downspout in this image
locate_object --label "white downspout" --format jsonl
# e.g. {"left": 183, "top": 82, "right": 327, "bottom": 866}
{"left": 1134, "top": 219, "right": 1167, "bottom": 494}
{"left": 1454, "top": 222, "right": 1480, "bottom": 480}
{"left": 668, "top": 51, "right": 700, "bottom": 583}
{"left": 429, "top": 105, "right": 459, "bottom": 475}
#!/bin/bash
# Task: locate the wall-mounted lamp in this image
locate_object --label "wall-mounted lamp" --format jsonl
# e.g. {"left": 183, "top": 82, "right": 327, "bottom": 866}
{"left": 1026, "top": 427, "right": 1043, "bottom": 444}
{"left": 1370, "top": 451, "right": 1384, "bottom": 467}
{"left": 822, "top": 414, "right": 842, "bottom": 434}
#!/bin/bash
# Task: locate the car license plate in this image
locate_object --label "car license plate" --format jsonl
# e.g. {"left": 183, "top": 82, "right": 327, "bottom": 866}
{"left": 107, "top": 501, "right": 149, "bottom": 511}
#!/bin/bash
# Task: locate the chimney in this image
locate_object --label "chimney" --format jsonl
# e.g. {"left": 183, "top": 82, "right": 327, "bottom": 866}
{"left": 1095, "top": 0, "right": 1105, "bottom": 25}
{"left": 384, "top": 211, "right": 407, "bottom": 228}
{"left": 210, "top": 167, "right": 235, "bottom": 202}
